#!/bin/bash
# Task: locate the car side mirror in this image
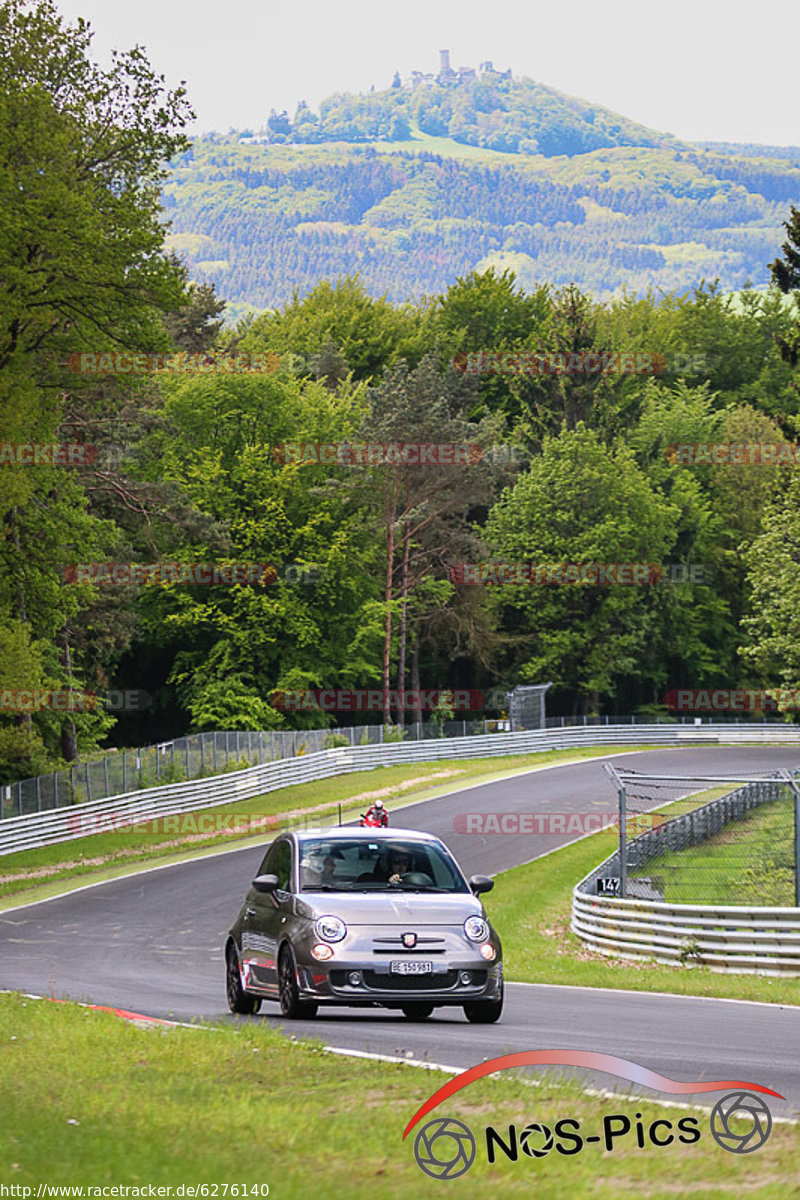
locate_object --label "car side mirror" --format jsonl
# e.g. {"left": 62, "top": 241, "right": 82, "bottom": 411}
{"left": 252, "top": 873, "right": 280, "bottom": 893}
{"left": 470, "top": 874, "right": 494, "bottom": 895}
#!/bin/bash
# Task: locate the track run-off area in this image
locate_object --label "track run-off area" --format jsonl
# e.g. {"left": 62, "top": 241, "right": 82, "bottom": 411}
{"left": 1, "top": 747, "right": 798, "bottom": 1115}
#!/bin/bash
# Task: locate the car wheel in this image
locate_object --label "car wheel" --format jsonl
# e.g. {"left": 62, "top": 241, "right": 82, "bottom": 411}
{"left": 401, "top": 1003, "right": 434, "bottom": 1020}
{"left": 278, "top": 946, "right": 318, "bottom": 1020}
{"left": 464, "top": 984, "right": 503, "bottom": 1024}
{"left": 226, "top": 946, "right": 261, "bottom": 1016}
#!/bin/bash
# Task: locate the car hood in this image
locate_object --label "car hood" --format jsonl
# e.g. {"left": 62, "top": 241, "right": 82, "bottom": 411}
{"left": 299, "top": 891, "right": 484, "bottom": 925}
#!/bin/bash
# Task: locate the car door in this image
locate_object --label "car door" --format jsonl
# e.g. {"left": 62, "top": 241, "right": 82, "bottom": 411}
{"left": 242, "top": 838, "right": 293, "bottom": 992}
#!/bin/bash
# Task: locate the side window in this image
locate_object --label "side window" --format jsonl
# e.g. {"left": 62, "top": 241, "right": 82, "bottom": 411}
{"left": 272, "top": 841, "right": 292, "bottom": 892}
{"left": 258, "top": 839, "right": 292, "bottom": 891}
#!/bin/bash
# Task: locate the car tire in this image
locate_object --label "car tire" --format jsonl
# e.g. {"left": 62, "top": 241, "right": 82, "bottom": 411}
{"left": 226, "top": 946, "right": 261, "bottom": 1016}
{"left": 401, "top": 1003, "right": 434, "bottom": 1020}
{"left": 278, "top": 946, "right": 318, "bottom": 1020}
{"left": 464, "top": 984, "right": 503, "bottom": 1024}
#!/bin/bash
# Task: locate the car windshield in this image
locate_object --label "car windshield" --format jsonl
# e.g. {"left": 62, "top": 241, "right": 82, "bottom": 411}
{"left": 298, "top": 838, "right": 470, "bottom": 893}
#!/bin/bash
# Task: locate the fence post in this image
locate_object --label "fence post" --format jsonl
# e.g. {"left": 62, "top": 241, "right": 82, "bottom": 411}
{"left": 123, "top": 752, "right": 127, "bottom": 794}
{"left": 618, "top": 784, "right": 627, "bottom": 899}
{"left": 201, "top": 735, "right": 206, "bottom": 774}
{"left": 103, "top": 757, "right": 110, "bottom": 798}
{"left": 53, "top": 771, "right": 58, "bottom": 809}
{"left": 185, "top": 739, "right": 190, "bottom": 779}
{"left": 85, "top": 762, "right": 92, "bottom": 803}
{"left": 36, "top": 776, "right": 42, "bottom": 812}
{"left": 789, "top": 774, "right": 800, "bottom": 907}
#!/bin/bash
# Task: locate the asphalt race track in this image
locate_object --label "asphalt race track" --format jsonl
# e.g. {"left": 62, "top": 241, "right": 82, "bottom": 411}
{"left": 1, "top": 747, "right": 798, "bottom": 1114}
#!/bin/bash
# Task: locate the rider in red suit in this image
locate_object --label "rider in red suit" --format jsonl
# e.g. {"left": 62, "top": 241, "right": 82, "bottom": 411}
{"left": 364, "top": 798, "right": 389, "bottom": 826}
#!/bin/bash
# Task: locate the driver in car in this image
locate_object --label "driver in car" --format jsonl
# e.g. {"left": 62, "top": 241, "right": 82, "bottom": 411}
{"left": 387, "top": 849, "right": 412, "bottom": 885}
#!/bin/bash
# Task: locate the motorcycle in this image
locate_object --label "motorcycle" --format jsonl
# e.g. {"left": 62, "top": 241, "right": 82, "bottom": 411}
{"left": 360, "top": 810, "right": 388, "bottom": 828}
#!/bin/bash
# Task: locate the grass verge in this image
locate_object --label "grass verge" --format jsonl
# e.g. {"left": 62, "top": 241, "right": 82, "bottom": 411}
{"left": 632, "top": 796, "right": 795, "bottom": 907}
{"left": 485, "top": 829, "right": 800, "bottom": 1007}
{"left": 0, "top": 993, "right": 794, "bottom": 1198}
{"left": 0, "top": 745, "right": 662, "bottom": 908}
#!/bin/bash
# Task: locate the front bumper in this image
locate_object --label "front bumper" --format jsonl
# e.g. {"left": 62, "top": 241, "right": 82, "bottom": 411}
{"left": 295, "top": 957, "right": 503, "bottom": 1006}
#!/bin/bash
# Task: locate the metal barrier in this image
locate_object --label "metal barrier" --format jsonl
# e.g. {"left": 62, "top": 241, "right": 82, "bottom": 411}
{"left": 4, "top": 713, "right": 794, "bottom": 819}
{"left": 572, "top": 779, "right": 800, "bottom": 975}
{"left": 1, "top": 722, "right": 799, "bottom": 858}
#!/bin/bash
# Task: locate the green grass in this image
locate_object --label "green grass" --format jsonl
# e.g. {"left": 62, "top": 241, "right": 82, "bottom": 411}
{"left": 630, "top": 796, "right": 796, "bottom": 907}
{"left": 0, "top": 993, "right": 794, "bottom": 1197}
{"left": 485, "top": 830, "right": 800, "bottom": 1007}
{"left": 0, "top": 745, "right": 663, "bottom": 908}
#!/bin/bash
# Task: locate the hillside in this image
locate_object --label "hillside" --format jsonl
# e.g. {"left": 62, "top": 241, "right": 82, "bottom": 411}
{"left": 162, "top": 71, "right": 800, "bottom": 307}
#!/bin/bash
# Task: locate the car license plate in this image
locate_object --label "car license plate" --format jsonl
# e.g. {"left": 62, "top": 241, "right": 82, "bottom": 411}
{"left": 391, "top": 960, "right": 433, "bottom": 975}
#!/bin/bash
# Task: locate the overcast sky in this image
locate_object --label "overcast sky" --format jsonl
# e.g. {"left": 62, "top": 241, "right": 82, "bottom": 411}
{"left": 55, "top": 0, "right": 799, "bottom": 146}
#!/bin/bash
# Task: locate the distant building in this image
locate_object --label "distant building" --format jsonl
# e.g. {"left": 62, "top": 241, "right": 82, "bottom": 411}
{"left": 437, "top": 48, "right": 457, "bottom": 84}
{"left": 404, "top": 52, "right": 511, "bottom": 89}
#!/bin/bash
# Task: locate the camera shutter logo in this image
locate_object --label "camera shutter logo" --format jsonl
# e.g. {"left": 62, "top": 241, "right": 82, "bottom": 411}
{"left": 710, "top": 1092, "right": 773, "bottom": 1154}
{"left": 413, "top": 1117, "right": 476, "bottom": 1179}
{"left": 520, "top": 1122, "right": 555, "bottom": 1157}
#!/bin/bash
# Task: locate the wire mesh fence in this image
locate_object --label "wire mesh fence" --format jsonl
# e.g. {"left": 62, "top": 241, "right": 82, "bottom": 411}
{"left": 0, "top": 719, "right": 513, "bottom": 820}
{"left": 3, "top": 716, "right": 798, "bottom": 823}
{"left": 596, "top": 768, "right": 800, "bottom": 907}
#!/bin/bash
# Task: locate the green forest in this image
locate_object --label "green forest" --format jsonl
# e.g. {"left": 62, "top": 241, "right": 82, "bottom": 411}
{"left": 2, "top": 1, "right": 800, "bottom": 786}
{"left": 163, "top": 70, "right": 800, "bottom": 307}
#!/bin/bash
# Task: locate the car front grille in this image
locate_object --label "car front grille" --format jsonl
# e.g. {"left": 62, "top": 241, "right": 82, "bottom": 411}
{"left": 330, "top": 969, "right": 488, "bottom": 992}
{"left": 363, "top": 969, "right": 461, "bottom": 991}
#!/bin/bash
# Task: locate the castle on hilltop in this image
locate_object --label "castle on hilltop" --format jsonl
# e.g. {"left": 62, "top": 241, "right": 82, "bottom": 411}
{"left": 405, "top": 50, "right": 511, "bottom": 89}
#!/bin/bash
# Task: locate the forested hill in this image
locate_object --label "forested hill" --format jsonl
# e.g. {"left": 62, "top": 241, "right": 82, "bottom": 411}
{"left": 256, "top": 72, "right": 675, "bottom": 156}
{"left": 162, "top": 73, "right": 800, "bottom": 310}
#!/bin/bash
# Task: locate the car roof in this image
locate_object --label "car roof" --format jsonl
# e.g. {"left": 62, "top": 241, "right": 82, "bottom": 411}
{"left": 293, "top": 826, "right": 444, "bottom": 844}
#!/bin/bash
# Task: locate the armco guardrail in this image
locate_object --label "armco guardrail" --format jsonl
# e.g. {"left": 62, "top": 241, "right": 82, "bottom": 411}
{"left": 572, "top": 892, "right": 800, "bottom": 975}
{"left": 1, "top": 723, "right": 799, "bottom": 858}
{"left": 572, "top": 778, "right": 800, "bottom": 975}
{"left": 6, "top": 713, "right": 794, "bottom": 818}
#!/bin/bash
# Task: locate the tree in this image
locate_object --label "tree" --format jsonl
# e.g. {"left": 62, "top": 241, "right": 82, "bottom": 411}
{"left": 239, "top": 276, "right": 426, "bottom": 383}
{"left": 0, "top": 0, "right": 192, "bottom": 775}
{"left": 165, "top": 283, "right": 226, "bottom": 353}
{"left": 741, "top": 472, "right": 800, "bottom": 706}
{"left": 769, "top": 206, "right": 800, "bottom": 366}
{"left": 354, "top": 356, "right": 506, "bottom": 724}
{"left": 485, "top": 425, "right": 681, "bottom": 713}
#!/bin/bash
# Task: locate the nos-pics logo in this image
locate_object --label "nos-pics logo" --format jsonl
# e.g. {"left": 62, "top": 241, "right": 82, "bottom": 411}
{"left": 404, "top": 1051, "right": 782, "bottom": 1179}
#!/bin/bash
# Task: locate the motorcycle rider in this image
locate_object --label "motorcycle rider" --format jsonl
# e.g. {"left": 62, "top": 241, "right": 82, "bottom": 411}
{"left": 363, "top": 798, "right": 389, "bottom": 826}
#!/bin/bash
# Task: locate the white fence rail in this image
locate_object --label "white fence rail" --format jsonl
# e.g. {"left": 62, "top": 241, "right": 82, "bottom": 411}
{"left": 572, "top": 891, "right": 800, "bottom": 975}
{"left": 1, "top": 722, "right": 799, "bottom": 858}
{"left": 572, "top": 775, "right": 800, "bottom": 975}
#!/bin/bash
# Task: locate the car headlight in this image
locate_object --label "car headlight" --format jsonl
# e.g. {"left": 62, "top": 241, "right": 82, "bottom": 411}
{"left": 314, "top": 915, "right": 347, "bottom": 942}
{"left": 464, "top": 915, "right": 489, "bottom": 942}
